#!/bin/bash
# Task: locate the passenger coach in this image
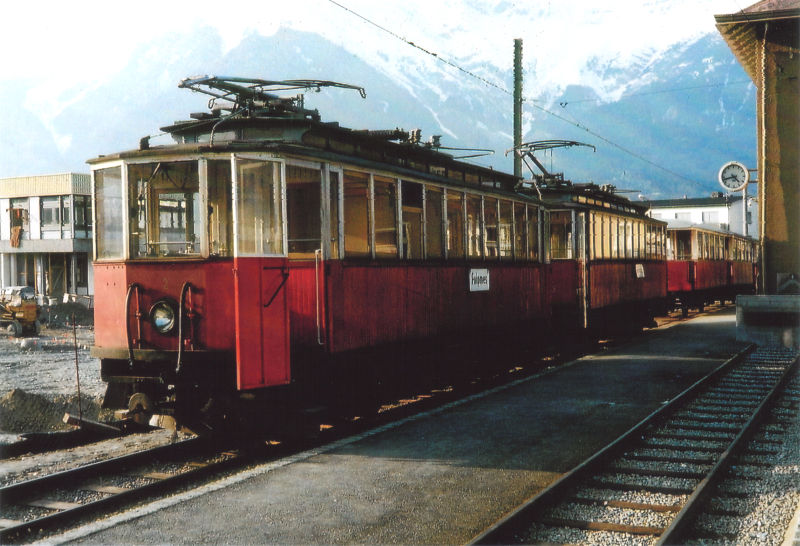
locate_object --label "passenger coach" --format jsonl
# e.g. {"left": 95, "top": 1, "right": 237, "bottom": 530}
{"left": 665, "top": 221, "right": 757, "bottom": 315}
{"left": 535, "top": 181, "right": 669, "bottom": 334}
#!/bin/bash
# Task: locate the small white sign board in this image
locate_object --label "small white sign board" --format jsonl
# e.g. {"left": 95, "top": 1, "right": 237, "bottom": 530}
{"left": 469, "top": 269, "right": 490, "bottom": 292}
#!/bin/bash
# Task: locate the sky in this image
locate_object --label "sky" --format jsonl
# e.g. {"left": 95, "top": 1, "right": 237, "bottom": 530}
{"left": 2, "top": 0, "right": 748, "bottom": 98}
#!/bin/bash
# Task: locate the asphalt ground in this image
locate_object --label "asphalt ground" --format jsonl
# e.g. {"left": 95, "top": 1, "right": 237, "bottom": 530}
{"left": 61, "top": 307, "right": 748, "bottom": 544}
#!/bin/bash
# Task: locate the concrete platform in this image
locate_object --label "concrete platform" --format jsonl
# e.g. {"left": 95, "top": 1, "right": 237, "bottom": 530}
{"left": 63, "top": 307, "right": 747, "bottom": 544}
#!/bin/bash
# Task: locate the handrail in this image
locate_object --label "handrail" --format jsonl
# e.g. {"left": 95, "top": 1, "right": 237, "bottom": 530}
{"left": 176, "top": 281, "right": 193, "bottom": 374}
{"left": 315, "top": 249, "right": 324, "bottom": 346}
{"left": 124, "top": 283, "right": 143, "bottom": 365}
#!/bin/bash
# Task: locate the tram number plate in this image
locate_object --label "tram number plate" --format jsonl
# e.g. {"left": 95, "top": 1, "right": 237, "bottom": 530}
{"left": 469, "top": 269, "right": 490, "bottom": 292}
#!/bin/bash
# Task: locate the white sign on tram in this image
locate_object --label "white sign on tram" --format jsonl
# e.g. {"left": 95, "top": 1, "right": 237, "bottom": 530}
{"left": 469, "top": 269, "right": 490, "bottom": 292}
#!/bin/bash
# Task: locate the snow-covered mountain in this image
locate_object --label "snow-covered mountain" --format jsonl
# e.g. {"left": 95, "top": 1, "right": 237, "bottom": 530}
{"left": 0, "top": 24, "right": 755, "bottom": 199}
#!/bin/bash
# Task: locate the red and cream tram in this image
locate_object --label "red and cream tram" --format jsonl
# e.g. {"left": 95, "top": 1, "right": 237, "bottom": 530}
{"left": 666, "top": 221, "right": 757, "bottom": 315}
{"left": 89, "top": 77, "right": 559, "bottom": 431}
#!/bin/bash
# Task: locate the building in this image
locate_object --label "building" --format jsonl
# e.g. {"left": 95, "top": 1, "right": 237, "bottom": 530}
{"left": 647, "top": 193, "right": 759, "bottom": 238}
{"left": 716, "top": 0, "right": 799, "bottom": 294}
{"left": 0, "top": 173, "right": 94, "bottom": 304}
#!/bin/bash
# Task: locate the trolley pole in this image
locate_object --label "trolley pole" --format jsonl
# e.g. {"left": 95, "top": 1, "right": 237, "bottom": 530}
{"left": 513, "top": 38, "right": 523, "bottom": 179}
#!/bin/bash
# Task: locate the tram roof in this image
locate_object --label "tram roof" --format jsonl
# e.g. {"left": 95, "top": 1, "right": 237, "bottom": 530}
{"left": 88, "top": 115, "right": 527, "bottom": 196}
{"left": 666, "top": 219, "right": 756, "bottom": 240}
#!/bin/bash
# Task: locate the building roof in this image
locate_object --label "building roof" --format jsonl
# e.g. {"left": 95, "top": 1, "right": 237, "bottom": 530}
{"left": 647, "top": 195, "right": 743, "bottom": 208}
{"left": 0, "top": 173, "right": 91, "bottom": 198}
{"left": 715, "top": 0, "right": 800, "bottom": 82}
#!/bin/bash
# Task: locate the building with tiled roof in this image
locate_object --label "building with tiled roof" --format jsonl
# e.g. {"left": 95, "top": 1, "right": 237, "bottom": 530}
{"left": 715, "top": 0, "right": 799, "bottom": 294}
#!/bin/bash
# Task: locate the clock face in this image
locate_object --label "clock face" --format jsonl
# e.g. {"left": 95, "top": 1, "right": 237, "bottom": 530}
{"left": 718, "top": 161, "right": 749, "bottom": 191}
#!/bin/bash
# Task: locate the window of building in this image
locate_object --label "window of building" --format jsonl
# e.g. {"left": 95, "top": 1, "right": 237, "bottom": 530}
{"left": 61, "top": 196, "right": 71, "bottom": 227}
{"left": 76, "top": 253, "right": 89, "bottom": 288}
{"left": 74, "top": 195, "right": 92, "bottom": 231}
{"left": 10, "top": 197, "right": 30, "bottom": 233}
{"left": 343, "top": 170, "right": 370, "bottom": 258}
{"left": 41, "top": 196, "right": 61, "bottom": 229}
{"left": 702, "top": 211, "right": 719, "bottom": 224}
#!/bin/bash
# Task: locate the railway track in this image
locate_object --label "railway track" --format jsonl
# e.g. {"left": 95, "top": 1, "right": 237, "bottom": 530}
{"left": 472, "top": 345, "right": 799, "bottom": 545}
{"left": 0, "top": 437, "right": 249, "bottom": 543}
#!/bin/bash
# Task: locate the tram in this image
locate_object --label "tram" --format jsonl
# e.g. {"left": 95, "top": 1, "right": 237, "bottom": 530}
{"left": 89, "top": 77, "right": 560, "bottom": 431}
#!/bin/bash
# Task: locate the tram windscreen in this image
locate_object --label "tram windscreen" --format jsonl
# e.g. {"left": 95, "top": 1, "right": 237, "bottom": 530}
{"left": 128, "top": 161, "right": 202, "bottom": 258}
{"left": 95, "top": 166, "right": 124, "bottom": 260}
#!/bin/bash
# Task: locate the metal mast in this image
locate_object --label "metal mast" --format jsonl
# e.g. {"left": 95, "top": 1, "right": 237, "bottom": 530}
{"left": 513, "top": 39, "right": 523, "bottom": 179}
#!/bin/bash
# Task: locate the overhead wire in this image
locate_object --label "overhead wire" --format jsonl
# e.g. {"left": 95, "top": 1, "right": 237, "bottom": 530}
{"left": 328, "top": 0, "right": 728, "bottom": 185}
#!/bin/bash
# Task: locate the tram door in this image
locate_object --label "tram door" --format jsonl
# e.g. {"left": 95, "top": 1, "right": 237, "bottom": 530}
{"left": 232, "top": 157, "right": 291, "bottom": 390}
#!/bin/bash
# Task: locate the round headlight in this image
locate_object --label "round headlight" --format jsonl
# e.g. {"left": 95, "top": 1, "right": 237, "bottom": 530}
{"left": 149, "top": 299, "right": 177, "bottom": 335}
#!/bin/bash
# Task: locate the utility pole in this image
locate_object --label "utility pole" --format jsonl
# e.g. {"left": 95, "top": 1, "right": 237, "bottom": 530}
{"left": 513, "top": 39, "right": 523, "bottom": 179}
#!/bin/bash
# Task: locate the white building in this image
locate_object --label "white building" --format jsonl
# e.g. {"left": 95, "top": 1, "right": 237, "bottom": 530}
{"left": 0, "top": 173, "right": 94, "bottom": 304}
{"left": 647, "top": 192, "right": 758, "bottom": 238}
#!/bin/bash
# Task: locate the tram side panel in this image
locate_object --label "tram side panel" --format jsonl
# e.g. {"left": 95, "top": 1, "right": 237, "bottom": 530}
{"left": 322, "top": 261, "right": 551, "bottom": 355}
{"left": 587, "top": 260, "right": 667, "bottom": 331}
{"left": 730, "top": 260, "right": 756, "bottom": 293}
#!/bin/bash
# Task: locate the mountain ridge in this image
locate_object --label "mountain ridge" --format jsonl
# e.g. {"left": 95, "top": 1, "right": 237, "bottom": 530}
{"left": 0, "top": 26, "right": 755, "bottom": 200}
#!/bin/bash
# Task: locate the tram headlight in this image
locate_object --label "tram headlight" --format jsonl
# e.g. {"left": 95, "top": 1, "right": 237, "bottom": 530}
{"left": 149, "top": 299, "right": 177, "bottom": 335}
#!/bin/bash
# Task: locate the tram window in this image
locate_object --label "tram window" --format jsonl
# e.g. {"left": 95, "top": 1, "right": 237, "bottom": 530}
{"left": 609, "top": 217, "right": 619, "bottom": 259}
{"left": 207, "top": 160, "right": 233, "bottom": 257}
{"left": 374, "top": 176, "right": 398, "bottom": 258}
{"left": 236, "top": 159, "right": 283, "bottom": 256}
{"left": 402, "top": 181, "right": 423, "bottom": 259}
{"left": 329, "top": 171, "right": 340, "bottom": 259}
{"left": 343, "top": 170, "right": 370, "bottom": 258}
{"left": 513, "top": 203, "right": 525, "bottom": 259}
{"left": 499, "top": 200, "right": 512, "bottom": 259}
{"left": 424, "top": 186, "right": 444, "bottom": 258}
{"left": 446, "top": 191, "right": 465, "bottom": 258}
{"left": 575, "top": 213, "right": 585, "bottom": 259}
{"left": 466, "top": 194, "right": 482, "bottom": 258}
{"left": 94, "top": 167, "right": 124, "bottom": 260}
{"left": 484, "top": 197, "right": 499, "bottom": 259}
{"left": 129, "top": 161, "right": 202, "bottom": 258}
{"left": 286, "top": 165, "right": 322, "bottom": 258}
{"left": 677, "top": 230, "right": 691, "bottom": 260}
{"left": 527, "top": 205, "right": 539, "bottom": 260}
{"left": 625, "top": 219, "right": 633, "bottom": 259}
{"left": 550, "top": 211, "right": 572, "bottom": 260}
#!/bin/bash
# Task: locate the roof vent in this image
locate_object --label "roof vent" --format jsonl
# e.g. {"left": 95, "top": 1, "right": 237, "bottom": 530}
{"left": 711, "top": 191, "right": 723, "bottom": 198}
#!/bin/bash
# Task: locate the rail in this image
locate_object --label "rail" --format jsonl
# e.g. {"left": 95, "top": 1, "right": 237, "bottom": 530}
{"left": 471, "top": 345, "right": 799, "bottom": 544}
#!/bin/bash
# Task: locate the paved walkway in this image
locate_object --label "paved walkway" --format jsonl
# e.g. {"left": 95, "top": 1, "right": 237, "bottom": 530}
{"left": 64, "top": 308, "right": 746, "bottom": 544}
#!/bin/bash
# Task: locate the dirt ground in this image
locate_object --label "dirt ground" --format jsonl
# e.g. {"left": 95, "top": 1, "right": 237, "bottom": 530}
{"left": 0, "top": 306, "right": 105, "bottom": 441}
